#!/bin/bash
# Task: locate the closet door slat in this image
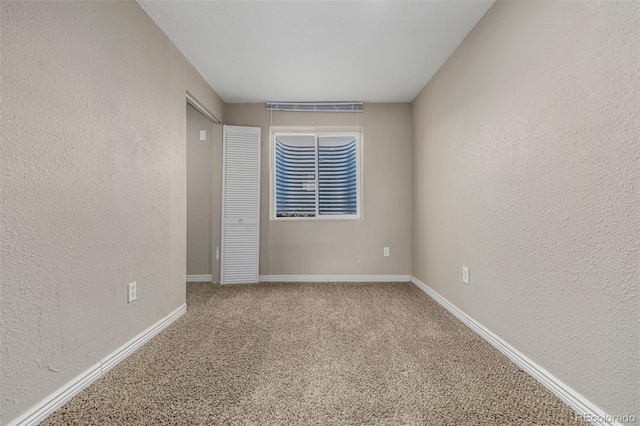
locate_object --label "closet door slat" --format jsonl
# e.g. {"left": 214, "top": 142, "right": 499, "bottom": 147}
{"left": 221, "top": 125, "right": 260, "bottom": 284}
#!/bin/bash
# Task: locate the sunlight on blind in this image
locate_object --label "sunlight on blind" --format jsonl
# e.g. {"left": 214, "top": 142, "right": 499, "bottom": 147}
{"left": 275, "top": 134, "right": 358, "bottom": 218}
{"left": 275, "top": 136, "right": 316, "bottom": 217}
{"left": 318, "top": 138, "right": 357, "bottom": 215}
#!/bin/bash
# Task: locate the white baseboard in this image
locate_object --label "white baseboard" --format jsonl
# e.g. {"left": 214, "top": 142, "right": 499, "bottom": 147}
{"left": 7, "top": 363, "right": 102, "bottom": 426}
{"left": 8, "top": 304, "right": 187, "bottom": 426}
{"left": 259, "top": 274, "right": 411, "bottom": 283}
{"left": 186, "top": 275, "right": 212, "bottom": 282}
{"left": 101, "top": 304, "right": 186, "bottom": 374}
{"left": 410, "top": 276, "right": 619, "bottom": 426}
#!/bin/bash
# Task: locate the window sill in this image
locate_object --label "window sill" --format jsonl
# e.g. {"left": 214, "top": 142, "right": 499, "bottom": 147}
{"left": 271, "top": 215, "right": 360, "bottom": 221}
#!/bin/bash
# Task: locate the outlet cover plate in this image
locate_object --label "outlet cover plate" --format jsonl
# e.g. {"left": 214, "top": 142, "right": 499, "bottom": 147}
{"left": 462, "top": 267, "right": 470, "bottom": 285}
{"left": 128, "top": 282, "right": 137, "bottom": 303}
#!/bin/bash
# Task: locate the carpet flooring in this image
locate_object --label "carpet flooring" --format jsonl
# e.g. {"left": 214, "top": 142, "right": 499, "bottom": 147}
{"left": 44, "top": 282, "right": 585, "bottom": 425}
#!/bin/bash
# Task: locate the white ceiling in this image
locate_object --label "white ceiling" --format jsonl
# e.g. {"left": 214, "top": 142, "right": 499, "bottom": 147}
{"left": 138, "top": 1, "right": 494, "bottom": 103}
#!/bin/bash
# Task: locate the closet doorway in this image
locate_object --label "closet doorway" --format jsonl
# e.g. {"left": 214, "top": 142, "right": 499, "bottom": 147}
{"left": 186, "top": 102, "right": 222, "bottom": 283}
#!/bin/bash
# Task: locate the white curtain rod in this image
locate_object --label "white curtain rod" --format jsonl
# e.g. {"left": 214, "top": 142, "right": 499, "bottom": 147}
{"left": 266, "top": 101, "right": 364, "bottom": 113}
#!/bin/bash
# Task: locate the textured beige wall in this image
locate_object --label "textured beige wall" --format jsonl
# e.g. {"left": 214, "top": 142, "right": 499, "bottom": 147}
{"left": 225, "top": 104, "right": 412, "bottom": 276}
{"left": 186, "top": 104, "right": 223, "bottom": 280}
{"left": 0, "top": 1, "right": 224, "bottom": 423}
{"left": 412, "top": 1, "right": 639, "bottom": 418}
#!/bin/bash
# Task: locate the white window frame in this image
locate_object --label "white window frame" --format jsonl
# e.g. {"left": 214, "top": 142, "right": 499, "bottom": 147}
{"left": 270, "top": 130, "right": 362, "bottom": 221}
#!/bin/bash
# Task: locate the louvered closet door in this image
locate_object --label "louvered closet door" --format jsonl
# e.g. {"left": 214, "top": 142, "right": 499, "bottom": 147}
{"left": 221, "top": 125, "right": 261, "bottom": 284}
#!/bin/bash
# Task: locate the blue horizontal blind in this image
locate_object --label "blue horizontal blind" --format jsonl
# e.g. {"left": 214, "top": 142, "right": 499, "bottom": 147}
{"left": 318, "top": 138, "right": 357, "bottom": 215}
{"left": 275, "top": 134, "right": 358, "bottom": 218}
{"left": 275, "top": 138, "right": 316, "bottom": 217}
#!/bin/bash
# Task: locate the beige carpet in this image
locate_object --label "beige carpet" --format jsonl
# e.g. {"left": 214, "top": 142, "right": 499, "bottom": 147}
{"left": 44, "top": 282, "right": 585, "bottom": 425}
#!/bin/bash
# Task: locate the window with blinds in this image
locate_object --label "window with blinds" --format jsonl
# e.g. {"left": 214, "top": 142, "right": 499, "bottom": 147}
{"left": 273, "top": 132, "right": 360, "bottom": 219}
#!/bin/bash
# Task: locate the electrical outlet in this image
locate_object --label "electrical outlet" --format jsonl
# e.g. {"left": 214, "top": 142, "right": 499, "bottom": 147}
{"left": 128, "top": 282, "right": 137, "bottom": 303}
{"left": 199, "top": 130, "right": 207, "bottom": 141}
{"left": 383, "top": 247, "right": 390, "bottom": 257}
{"left": 462, "top": 267, "right": 470, "bottom": 285}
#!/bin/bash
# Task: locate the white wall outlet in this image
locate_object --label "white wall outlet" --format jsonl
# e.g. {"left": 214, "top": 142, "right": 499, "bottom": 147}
{"left": 127, "top": 282, "right": 137, "bottom": 303}
{"left": 199, "top": 130, "right": 207, "bottom": 141}
{"left": 462, "top": 267, "right": 470, "bottom": 285}
{"left": 383, "top": 247, "right": 390, "bottom": 257}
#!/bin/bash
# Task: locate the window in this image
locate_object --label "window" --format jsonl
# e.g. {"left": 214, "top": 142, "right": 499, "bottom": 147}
{"left": 272, "top": 131, "right": 361, "bottom": 219}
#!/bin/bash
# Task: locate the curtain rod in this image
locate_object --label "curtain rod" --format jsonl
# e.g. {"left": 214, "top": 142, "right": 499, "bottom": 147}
{"left": 266, "top": 101, "right": 364, "bottom": 113}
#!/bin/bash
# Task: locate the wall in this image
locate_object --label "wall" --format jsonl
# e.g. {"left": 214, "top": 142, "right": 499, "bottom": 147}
{"left": 225, "top": 104, "right": 412, "bottom": 277}
{"left": 0, "top": 1, "right": 224, "bottom": 423}
{"left": 412, "top": 0, "right": 639, "bottom": 419}
{"left": 186, "top": 104, "right": 223, "bottom": 280}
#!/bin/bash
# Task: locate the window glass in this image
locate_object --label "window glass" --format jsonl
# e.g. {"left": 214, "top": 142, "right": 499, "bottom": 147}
{"left": 273, "top": 132, "right": 360, "bottom": 219}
